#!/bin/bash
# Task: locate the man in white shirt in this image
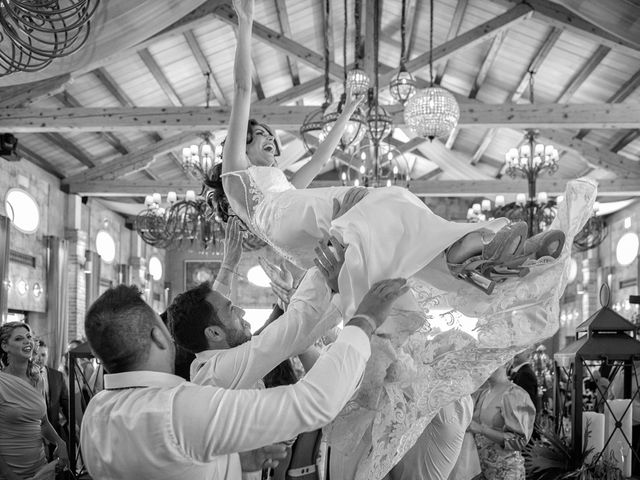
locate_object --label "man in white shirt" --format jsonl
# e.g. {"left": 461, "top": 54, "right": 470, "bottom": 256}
{"left": 80, "top": 278, "right": 408, "bottom": 480}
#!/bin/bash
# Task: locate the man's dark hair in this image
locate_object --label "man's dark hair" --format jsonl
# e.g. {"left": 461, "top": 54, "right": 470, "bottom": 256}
{"left": 168, "top": 282, "right": 225, "bottom": 355}
{"left": 38, "top": 339, "right": 47, "bottom": 348}
{"left": 85, "top": 285, "right": 157, "bottom": 374}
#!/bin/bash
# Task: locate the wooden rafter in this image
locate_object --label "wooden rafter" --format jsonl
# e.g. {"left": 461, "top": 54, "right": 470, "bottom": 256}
{"left": 55, "top": 92, "right": 129, "bottom": 156}
{"left": 609, "top": 130, "right": 640, "bottom": 153}
{"left": 555, "top": 45, "right": 610, "bottom": 104}
{"left": 274, "top": 0, "right": 300, "bottom": 87}
{"left": 139, "top": 49, "right": 183, "bottom": 107}
{"left": 3, "top": 103, "right": 640, "bottom": 132}
{"left": 15, "top": 144, "right": 64, "bottom": 179}
{"left": 40, "top": 133, "right": 95, "bottom": 168}
{"left": 183, "top": 30, "right": 228, "bottom": 106}
{"left": 63, "top": 132, "right": 199, "bottom": 184}
{"left": 435, "top": 0, "right": 469, "bottom": 85}
{"left": 380, "top": 3, "right": 534, "bottom": 86}
{"left": 469, "top": 31, "right": 506, "bottom": 99}
{"left": 404, "top": 0, "right": 420, "bottom": 60}
{"left": 68, "top": 177, "right": 640, "bottom": 198}
{"left": 471, "top": 128, "right": 498, "bottom": 165}
{"left": 445, "top": 126, "right": 460, "bottom": 150}
{"left": 214, "top": 3, "right": 344, "bottom": 82}
{"left": 510, "top": 27, "right": 562, "bottom": 102}
{"left": 0, "top": 74, "right": 71, "bottom": 108}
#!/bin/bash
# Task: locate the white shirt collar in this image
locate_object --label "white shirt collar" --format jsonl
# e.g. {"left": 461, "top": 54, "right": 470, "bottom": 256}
{"left": 103, "top": 370, "right": 185, "bottom": 390}
{"left": 510, "top": 361, "right": 530, "bottom": 374}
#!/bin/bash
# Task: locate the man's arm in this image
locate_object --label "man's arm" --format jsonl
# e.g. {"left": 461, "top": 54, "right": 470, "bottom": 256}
{"left": 178, "top": 279, "right": 408, "bottom": 460}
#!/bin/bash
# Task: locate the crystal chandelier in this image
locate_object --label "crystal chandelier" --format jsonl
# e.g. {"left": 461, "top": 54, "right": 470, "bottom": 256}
{"left": 404, "top": 0, "right": 460, "bottom": 140}
{"left": 343, "top": 143, "right": 410, "bottom": 188}
{"left": 346, "top": 68, "right": 370, "bottom": 96}
{"left": 389, "top": 0, "right": 416, "bottom": 104}
{"left": 0, "top": 0, "right": 101, "bottom": 77}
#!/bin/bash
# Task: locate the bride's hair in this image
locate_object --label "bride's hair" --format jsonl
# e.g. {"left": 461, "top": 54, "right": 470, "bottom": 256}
{"left": 203, "top": 162, "right": 230, "bottom": 223}
{"left": 221, "top": 119, "right": 281, "bottom": 157}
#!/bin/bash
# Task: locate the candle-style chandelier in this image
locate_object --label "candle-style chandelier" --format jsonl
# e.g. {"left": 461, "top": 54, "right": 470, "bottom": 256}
{"left": 181, "top": 73, "right": 218, "bottom": 180}
{"left": 0, "top": 0, "right": 101, "bottom": 77}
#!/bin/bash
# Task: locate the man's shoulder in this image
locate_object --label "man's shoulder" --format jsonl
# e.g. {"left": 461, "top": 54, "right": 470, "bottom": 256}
{"left": 47, "top": 367, "right": 64, "bottom": 381}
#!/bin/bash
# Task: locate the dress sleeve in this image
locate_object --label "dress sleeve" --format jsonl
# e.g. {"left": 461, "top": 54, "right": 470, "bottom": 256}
{"left": 222, "top": 169, "right": 261, "bottom": 227}
{"left": 501, "top": 385, "right": 536, "bottom": 451}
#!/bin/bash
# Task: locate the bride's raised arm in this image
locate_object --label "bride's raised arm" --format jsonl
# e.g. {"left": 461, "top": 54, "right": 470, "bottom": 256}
{"left": 289, "top": 88, "right": 364, "bottom": 189}
{"left": 222, "top": 0, "right": 254, "bottom": 176}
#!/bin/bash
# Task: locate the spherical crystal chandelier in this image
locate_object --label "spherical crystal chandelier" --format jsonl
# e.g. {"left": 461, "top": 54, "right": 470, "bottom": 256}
{"left": 181, "top": 134, "right": 218, "bottom": 181}
{"left": 346, "top": 68, "right": 370, "bottom": 96}
{"left": 403, "top": 0, "right": 459, "bottom": 140}
{"left": 405, "top": 87, "right": 460, "bottom": 140}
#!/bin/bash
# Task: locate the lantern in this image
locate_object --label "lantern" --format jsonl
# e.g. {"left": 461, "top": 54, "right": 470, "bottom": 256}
{"left": 554, "top": 285, "right": 640, "bottom": 474}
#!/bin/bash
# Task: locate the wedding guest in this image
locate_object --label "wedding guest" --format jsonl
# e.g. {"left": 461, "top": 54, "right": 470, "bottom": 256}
{"left": 0, "top": 322, "right": 69, "bottom": 480}
{"left": 509, "top": 349, "right": 538, "bottom": 412}
{"left": 80, "top": 277, "right": 409, "bottom": 479}
{"left": 468, "top": 363, "right": 535, "bottom": 480}
{"left": 34, "top": 340, "right": 69, "bottom": 459}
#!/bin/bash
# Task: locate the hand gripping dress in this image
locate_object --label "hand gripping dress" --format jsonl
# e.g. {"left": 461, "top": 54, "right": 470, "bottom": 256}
{"left": 223, "top": 167, "right": 596, "bottom": 480}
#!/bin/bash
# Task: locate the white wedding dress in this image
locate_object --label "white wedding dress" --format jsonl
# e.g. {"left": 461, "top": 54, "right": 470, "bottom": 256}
{"left": 222, "top": 166, "right": 596, "bottom": 479}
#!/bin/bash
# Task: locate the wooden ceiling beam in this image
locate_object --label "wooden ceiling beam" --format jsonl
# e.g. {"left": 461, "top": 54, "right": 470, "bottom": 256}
{"left": 435, "top": 0, "right": 469, "bottom": 85}
{"left": 469, "top": 31, "right": 506, "bottom": 99}
{"left": 183, "top": 30, "right": 228, "bottom": 106}
{"left": 609, "top": 129, "right": 640, "bottom": 153}
{"left": 412, "top": 138, "right": 493, "bottom": 180}
{"left": 404, "top": 0, "right": 420, "bottom": 61}
{"left": 40, "top": 133, "right": 95, "bottom": 168}
{"left": 214, "top": 3, "right": 344, "bottom": 82}
{"left": 577, "top": 67, "right": 640, "bottom": 139}
{"left": 139, "top": 49, "right": 183, "bottom": 107}
{"left": 69, "top": 177, "right": 640, "bottom": 198}
{"left": 471, "top": 128, "right": 498, "bottom": 165}
{"left": 55, "top": 92, "right": 129, "bottom": 156}
{"left": 3, "top": 103, "right": 640, "bottom": 132}
{"left": 63, "top": 132, "right": 200, "bottom": 184}
{"left": 15, "top": 144, "right": 64, "bottom": 179}
{"left": 445, "top": 126, "right": 460, "bottom": 150}
{"left": 510, "top": 27, "right": 562, "bottom": 102}
{"left": 555, "top": 45, "right": 610, "bottom": 104}
{"left": 0, "top": 74, "right": 72, "bottom": 108}
{"left": 538, "top": 129, "right": 639, "bottom": 177}
{"left": 274, "top": 0, "right": 300, "bottom": 87}
{"left": 380, "top": 3, "right": 533, "bottom": 86}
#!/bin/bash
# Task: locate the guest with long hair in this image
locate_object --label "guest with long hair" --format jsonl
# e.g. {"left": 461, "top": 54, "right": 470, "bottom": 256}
{"left": 0, "top": 322, "right": 69, "bottom": 479}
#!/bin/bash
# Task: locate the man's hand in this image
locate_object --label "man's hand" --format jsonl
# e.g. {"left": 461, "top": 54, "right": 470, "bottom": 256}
{"left": 467, "top": 420, "right": 483, "bottom": 435}
{"left": 332, "top": 187, "right": 368, "bottom": 220}
{"left": 222, "top": 216, "right": 243, "bottom": 271}
{"left": 259, "top": 257, "right": 304, "bottom": 309}
{"left": 354, "top": 278, "right": 410, "bottom": 329}
{"left": 239, "top": 443, "right": 288, "bottom": 472}
{"left": 314, "top": 236, "right": 346, "bottom": 294}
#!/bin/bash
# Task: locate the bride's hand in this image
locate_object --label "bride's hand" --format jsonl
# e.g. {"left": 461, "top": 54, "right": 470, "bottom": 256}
{"left": 233, "top": 0, "right": 254, "bottom": 23}
{"left": 343, "top": 86, "right": 365, "bottom": 113}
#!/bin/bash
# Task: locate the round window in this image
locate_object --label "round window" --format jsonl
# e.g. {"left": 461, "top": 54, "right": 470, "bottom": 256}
{"left": 616, "top": 232, "right": 639, "bottom": 266}
{"left": 247, "top": 265, "right": 270, "bottom": 288}
{"left": 5, "top": 188, "right": 39, "bottom": 233}
{"left": 96, "top": 230, "right": 116, "bottom": 264}
{"left": 148, "top": 256, "right": 163, "bottom": 281}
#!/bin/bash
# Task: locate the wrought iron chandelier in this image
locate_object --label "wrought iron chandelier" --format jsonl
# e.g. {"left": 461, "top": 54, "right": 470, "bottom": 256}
{"left": 0, "top": 0, "right": 101, "bottom": 77}
{"left": 135, "top": 190, "right": 222, "bottom": 251}
{"left": 404, "top": 0, "right": 460, "bottom": 140}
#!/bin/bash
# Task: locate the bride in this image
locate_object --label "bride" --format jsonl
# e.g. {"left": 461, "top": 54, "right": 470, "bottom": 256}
{"left": 214, "top": 0, "right": 596, "bottom": 478}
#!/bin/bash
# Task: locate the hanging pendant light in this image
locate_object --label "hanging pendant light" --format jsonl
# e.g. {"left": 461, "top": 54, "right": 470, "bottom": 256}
{"left": 389, "top": 0, "right": 416, "bottom": 104}
{"left": 404, "top": 0, "right": 459, "bottom": 140}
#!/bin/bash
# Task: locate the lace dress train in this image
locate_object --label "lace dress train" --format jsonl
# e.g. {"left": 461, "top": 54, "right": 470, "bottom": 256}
{"left": 221, "top": 167, "right": 597, "bottom": 479}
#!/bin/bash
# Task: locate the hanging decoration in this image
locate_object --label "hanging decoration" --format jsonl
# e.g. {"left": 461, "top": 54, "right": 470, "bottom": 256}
{"left": 0, "top": 0, "right": 101, "bottom": 77}
{"left": 404, "top": 0, "right": 460, "bottom": 140}
{"left": 389, "top": 0, "right": 417, "bottom": 104}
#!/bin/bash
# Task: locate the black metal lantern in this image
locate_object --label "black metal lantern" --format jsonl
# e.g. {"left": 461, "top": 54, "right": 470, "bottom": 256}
{"left": 554, "top": 285, "right": 640, "bottom": 474}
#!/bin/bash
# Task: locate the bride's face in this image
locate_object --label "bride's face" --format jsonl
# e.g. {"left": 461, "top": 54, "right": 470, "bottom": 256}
{"left": 246, "top": 124, "right": 277, "bottom": 167}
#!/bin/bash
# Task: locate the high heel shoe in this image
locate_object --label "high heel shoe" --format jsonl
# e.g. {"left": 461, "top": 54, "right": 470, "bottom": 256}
{"left": 523, "top": 229, "right": 565, "bottom": 260}
{"left": 447, "top": 222, "right": 529, "bottom": 295}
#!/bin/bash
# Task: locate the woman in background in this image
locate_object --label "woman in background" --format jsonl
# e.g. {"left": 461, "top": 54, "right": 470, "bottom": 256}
{"left": 468, "top": 363, "right": 535, "bottom": 480}
{"left": 0, "top": 322, "right": 68, "bottom": 480}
